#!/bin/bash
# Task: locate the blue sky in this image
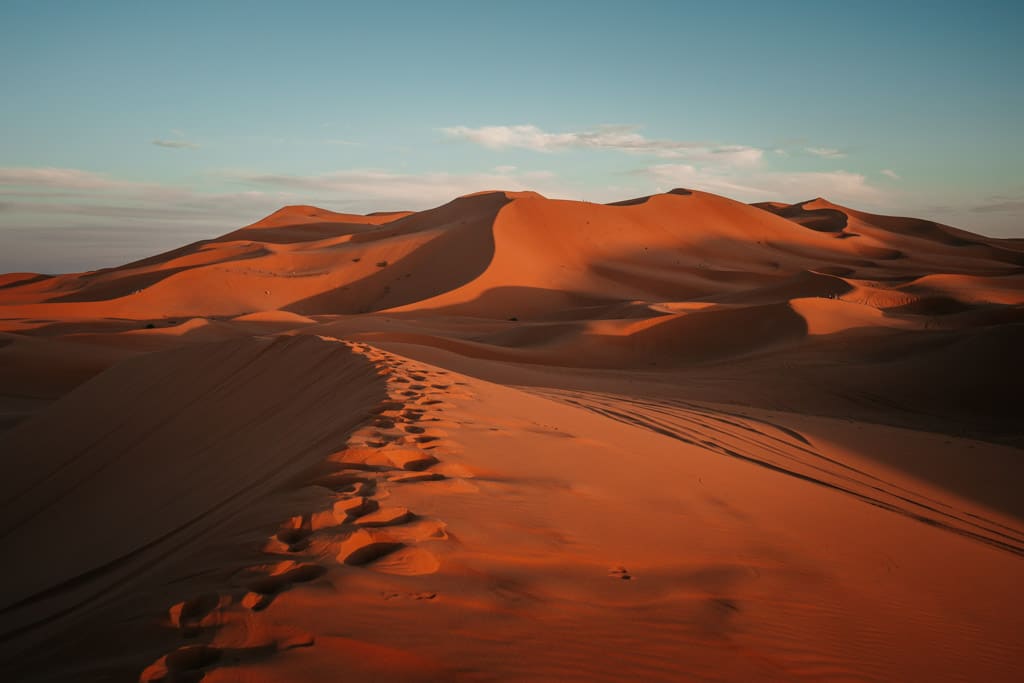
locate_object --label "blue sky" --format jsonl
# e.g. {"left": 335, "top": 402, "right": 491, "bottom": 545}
{"left": 1, "top": 0, "right": 1021, "bottom": 272}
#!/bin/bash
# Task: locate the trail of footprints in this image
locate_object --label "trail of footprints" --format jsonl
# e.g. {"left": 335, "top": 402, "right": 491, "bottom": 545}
{"left": 141, "top": 343, "right": 473, "bottom": 683}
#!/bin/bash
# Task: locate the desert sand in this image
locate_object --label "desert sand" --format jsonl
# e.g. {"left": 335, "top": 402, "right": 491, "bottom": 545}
{"left": 0, "top": 189, "right": 1021, "bottom": 682}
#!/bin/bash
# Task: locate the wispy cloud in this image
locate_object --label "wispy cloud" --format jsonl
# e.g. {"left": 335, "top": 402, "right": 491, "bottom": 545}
{"left": 442, "top": 124, "right": 763, "bottom": 166}
{"left": 0, "top": 167, "right": 297, "bottom": 272}
{"left": 152, "top": 139, "right": 200, "bottom": 149}
{"left": 0, "top": 166, "right": 186, "bottom": 201}
{"left": 641, "top": 164, "right": 884, "bottom": 204}
{"left": 0, "top": 165, "right": 565, "bottom": 218}
{"left": 0, "top": 167, "right": 135, "bottom": 190}
{"left": 805, "top": 147, "right": 846, "bottom": 159}
{"left": 152, "top": 129, "right": 200, "bottom": 149}
{"left": 0, "top": 166, "right": 295, "bottom": 224}
{"left": 0, "top": 192, "right": 282, "bottom": 222}
{"left": 971, "top": 198, "right": 1024, "bottom": 214}
{"left": 881, "top": 169, "right": 901, "bottom": 180}
{"left": 225, "top": 168, "right": 563, "bottom": 206}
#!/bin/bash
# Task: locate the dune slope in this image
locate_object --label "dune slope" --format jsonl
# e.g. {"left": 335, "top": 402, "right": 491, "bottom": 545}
{"left": 0, "top": 188, "right": 1021, "bottom": 682}
{"left": 0, "top": 335, "right": 386, "bottom": 680}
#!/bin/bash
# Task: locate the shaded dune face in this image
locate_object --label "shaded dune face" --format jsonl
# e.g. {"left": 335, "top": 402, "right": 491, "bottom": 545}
{"left": 753, "top": 198, "right": 849, "bottom": 233}
{"left": 757, "top": 198, "right": 1024, "bottom": 265}
{"left": 0, "top": 335, "right": 388, "bottom": 679}
{"left": 283, "top": 191, "right": 511, "bottom": 315}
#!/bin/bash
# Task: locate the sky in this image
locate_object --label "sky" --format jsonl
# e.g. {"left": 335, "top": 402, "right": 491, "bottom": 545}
{"left": 1, "top": 0, "right": 1021, "bottom": 273}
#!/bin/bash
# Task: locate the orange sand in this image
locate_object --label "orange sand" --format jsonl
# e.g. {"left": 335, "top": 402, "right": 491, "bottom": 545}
{"left": 0, "top": 189, "right": 1021, "bottom": 682}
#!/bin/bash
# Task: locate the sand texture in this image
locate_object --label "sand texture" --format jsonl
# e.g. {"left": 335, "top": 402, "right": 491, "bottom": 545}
{"left": 1, "top": 189, "right": 1021, "bottom": 682}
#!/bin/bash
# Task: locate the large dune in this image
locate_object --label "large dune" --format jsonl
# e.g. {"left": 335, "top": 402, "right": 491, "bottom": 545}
{"left": 0, "top": 189, "right": 1022, "bottom": 682}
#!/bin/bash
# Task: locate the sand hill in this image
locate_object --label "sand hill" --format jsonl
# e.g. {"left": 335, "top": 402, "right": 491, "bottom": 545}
{"left": 0, "top": 189, "right": 1021, "bottom": 682}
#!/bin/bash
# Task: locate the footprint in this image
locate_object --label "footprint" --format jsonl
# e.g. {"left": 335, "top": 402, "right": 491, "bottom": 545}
{"left": 166, "top": 644, "right": 222, "bottom": 669}
{"left": 142, "top": 631, "right": 315, "bottom": 682}
{"left": 355, "top": 506, "right": 414, "bottom": 528}
{"left": 338, "top": 529, "right": 405, "bottom": 566}
{"left": 712, "top": 597, "right": 739, "bottom": 612}
{"left": 383, "top": 517, "right": 448, "bottom": 543}
{"left": 147, "top": 348, "right": 469, "bottom": 680}
{"left": 274, "top": 513, "right": 311, "bottom": 538}
{"left": 154, "top": 644, "right": 222, "bottom": 682}
{"left": 331, "top": 496, "right": 379, "bottom": 523}
{"left": 139, "top": 644, "right": 224, "bottom": 682}
{"left": 369, "top": 401, "right": 405, "bottom": 414}
{"left": 169, "top": 593, "right": 223, "bottom": 637}
{"left": 388, "top": 472, "right": 445, "bottom": 484}
{"left": 384, "top": 449, "right": 439, "bottom": 471}
{"left": 275, "top": 526, "right": 312, "bottom": 552}
{"left": 608, "top": 566, "right": 633, "bottom": 580}
{"left": 370, "top": 546, "right": 441, "bottom": 576}
{"left": 315, "top": 472, "right": 372, "bottom": 493}
{"left": 382, "top": 591, "right": 437, "bottom": 601}
{"left": 243, "top": 563, "right": 327, "bottom": 611}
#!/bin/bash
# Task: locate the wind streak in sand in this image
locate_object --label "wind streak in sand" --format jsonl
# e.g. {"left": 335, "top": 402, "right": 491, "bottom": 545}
{"left": 541, "top": 389, "right": 1024, "bottom": 556}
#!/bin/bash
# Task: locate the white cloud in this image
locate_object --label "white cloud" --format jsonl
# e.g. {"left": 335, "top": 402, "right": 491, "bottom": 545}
{"left": 0, "top": 167, "right": 132, "bottom": 190}
{"left": 225, "top": 168, "right": 564, "bottom": 206}
{"left": 971, "top": 198, "right": 1024, "bottom": 214}
{"left": 0, "top": 166, "right": 192, "bottom": 202}
{"left": 153, "top": 139, "right": 200, "bottom": 149}
{"left": 442, "top": 124, "right": 577, "bottom": 151}
{"left": 442, "top": 124, "right": 762, "bottom": 166}
{"left": 881, "top": 169, "right": 901, "bottom": 180}
{"left": 683, "top": 145, "right": 763, "bottom": 167}
{"left": 0, "top": 166, "right": 297, "bottom": 226}
{"left": 805, "top": 147, "right": 846, "bottom": 159}
{"left": 0, "top": 168, "right": 301, "bottom": 272}
{"left": 642, "top": 164, "right": 884, "bottom": 205}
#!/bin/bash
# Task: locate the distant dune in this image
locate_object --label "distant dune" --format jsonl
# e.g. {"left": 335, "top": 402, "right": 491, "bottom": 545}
{"left": 1, "top": 189, "right": 1021, "bottom": 682}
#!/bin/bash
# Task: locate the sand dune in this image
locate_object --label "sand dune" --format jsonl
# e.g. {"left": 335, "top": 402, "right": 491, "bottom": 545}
{"left": 0, "top": 189, "right": 1021, "bottom": 681}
